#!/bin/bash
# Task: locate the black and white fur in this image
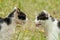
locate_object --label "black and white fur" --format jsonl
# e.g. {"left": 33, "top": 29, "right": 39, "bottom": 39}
{"left": 35, "top": 10, "right": 60, "bottom": 40}
{"left": 0, "top": 7, "right": 28, "bottom": 40}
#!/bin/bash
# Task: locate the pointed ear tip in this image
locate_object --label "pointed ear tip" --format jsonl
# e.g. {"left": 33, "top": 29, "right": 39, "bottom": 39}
{"left": 42, "top": 10, "right": 47, "bottom": 12}
{"left": 14, "top": 7, "right": 17, "bottom": 9}
{"left": 17, "top": 8, "right": 21, "bottom": 11}
{"left": 14, "top": 7, "right": 20, "bottom": 11}
{"left": 42, "top": 10, "right": 48, "bottom": 14}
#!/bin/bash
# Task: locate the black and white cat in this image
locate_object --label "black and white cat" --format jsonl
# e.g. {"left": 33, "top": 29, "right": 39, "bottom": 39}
{"left": 35, "top": 10, "right": 60, "bottom": 40}
{"left": 0, "top": 7, "right": 28, "bottom": 40}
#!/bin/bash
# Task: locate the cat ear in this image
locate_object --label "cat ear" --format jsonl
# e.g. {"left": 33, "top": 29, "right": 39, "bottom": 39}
{"left": 42, "top": 10, "right": 50, "bottom": 17}
{"left": 17, "top": 8, "right": 20, "bottom": 13}
{"left": 13, "top": 7, "right": 21, "bottom": 13}
{"left": 14, "top": 7, "right": 17, "bottom": 10}
{"left": 42, "top": 10, "right": 48, "bottom": 14}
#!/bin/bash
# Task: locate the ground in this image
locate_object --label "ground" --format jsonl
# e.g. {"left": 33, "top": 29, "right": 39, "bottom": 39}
{"left": 0, "top": 0, "right": 60, "bottom": 40}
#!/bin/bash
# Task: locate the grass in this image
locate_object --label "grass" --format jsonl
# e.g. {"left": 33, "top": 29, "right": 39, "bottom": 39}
{"left": 0, "top": 0, "right": 60, "bottom": 40}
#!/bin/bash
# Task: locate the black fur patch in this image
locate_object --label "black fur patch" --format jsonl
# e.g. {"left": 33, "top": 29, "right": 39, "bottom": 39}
{"left": 18, "top": 11, "right": 26, "bottom": 20}
{"left": 0, "top": 25, "right": 1, "bottom": 30}
{"left": 0, "top": 18, "right": 4, "bottom": 23}
{"left": 50, "top": 16, "right": 55, "bottom": 22}
{"left": 0, "top": 18, "right": 4, "bottom": 30}
{"left": 57, "top": 21, "right": 60, "bottom": 28}
{"left": 37, "top": 11, "right": 48, "bottom": 20}
{"left": 8, "top": 10, "right": 16, "bottom": 18}
{"left": 4, "top": 18, "right": 11, "bottom": 25}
